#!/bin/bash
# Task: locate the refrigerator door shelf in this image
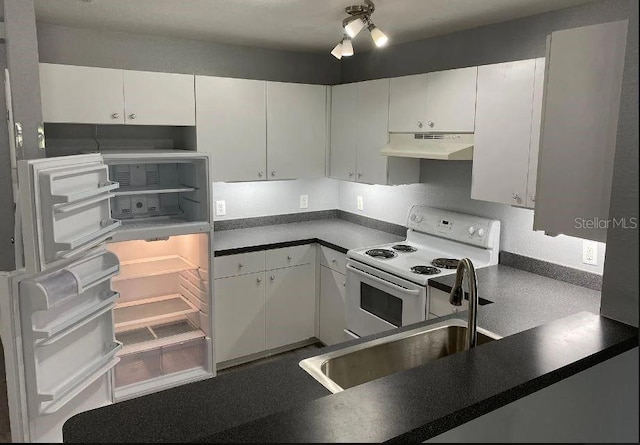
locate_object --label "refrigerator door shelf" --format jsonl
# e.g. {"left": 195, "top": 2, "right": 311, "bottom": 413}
{"left": 18, "top": 154, "right": 121, "bottom": 273}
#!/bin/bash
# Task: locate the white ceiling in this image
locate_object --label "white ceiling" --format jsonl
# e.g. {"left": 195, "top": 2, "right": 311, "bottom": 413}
{"left": 35, "top": 0, "right": 598, "bottom": 53}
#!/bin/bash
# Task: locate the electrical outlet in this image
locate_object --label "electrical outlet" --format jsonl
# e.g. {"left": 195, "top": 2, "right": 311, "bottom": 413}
{"left": 300, "top": 194, "right": 309, "bottom": 209}
{"left": 357, "top": 196, "right": 364, "bottom": 211}
{"left": 582, "top": 240, "right": 598, "bottom": 265}
{"left": 215, "top": 200, "right": 226, "bottom": 216}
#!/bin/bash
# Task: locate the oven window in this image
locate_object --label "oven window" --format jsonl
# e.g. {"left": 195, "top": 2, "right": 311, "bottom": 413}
{"left": 360, "top": 283, "right": 403, "bottom": 327}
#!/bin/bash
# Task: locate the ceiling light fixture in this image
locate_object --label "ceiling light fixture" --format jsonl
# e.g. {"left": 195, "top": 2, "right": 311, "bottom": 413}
{"left": 330, "top": 0, "right": 388, "bottom": 59}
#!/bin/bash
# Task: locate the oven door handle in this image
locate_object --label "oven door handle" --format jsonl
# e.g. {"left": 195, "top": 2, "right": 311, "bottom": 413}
{"left": 346, "top": 265, "right": 421, "bottom": 296}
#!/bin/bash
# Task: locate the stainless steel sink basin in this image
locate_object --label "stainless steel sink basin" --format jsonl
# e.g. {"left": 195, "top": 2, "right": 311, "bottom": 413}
{"left": 300, "top": 319, "right": 501, "bottom": 393}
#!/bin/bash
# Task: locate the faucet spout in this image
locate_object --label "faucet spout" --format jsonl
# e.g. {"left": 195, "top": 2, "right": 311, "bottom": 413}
{"left": 449, "top": 258, "right": 478, "bottom": 349}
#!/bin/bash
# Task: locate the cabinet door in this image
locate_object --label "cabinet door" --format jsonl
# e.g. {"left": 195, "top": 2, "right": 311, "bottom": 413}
{"left": 330, "top": 83, "right": 358, "bottom": 181}
{"left": 265, "top": 264, "right": 315, "bottom": 350}
{"left": 214, "top": 272, "right": 266, "bottom": 363}
{"left": 123, "top": 71, "right": 195, "bottom": 126}
{"left": 388, "top": 74, "right": 428, "bottom": 132}
{"left": 39, "top": 63, "right": 125, "bottom": 124}
{"left": 319, "top": 267, "right": 346, "bottom": 346}
{"left": 425, "top": 66, "right": 477, "bottom": 132}
{"left": 533, "top": 21, "right": 627, "bottom": 242}
{"left": 525, "top": 58, "right": 546, "bottom": 208}
{"left": 356, "top": 79, "right": 390, "bottom": 185}
{"left": 196, "top": 76, "right": 267, "bottom": 182}
{"left": 471, "top": 60, "right": 536, "bottom": 206}
{"left": 266, "top": 82, "right": 326, "bottom": 180}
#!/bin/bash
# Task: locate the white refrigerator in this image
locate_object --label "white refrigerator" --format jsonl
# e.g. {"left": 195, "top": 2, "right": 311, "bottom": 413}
{"left": 0, "top": 151, "right": 214, "bottom": 442}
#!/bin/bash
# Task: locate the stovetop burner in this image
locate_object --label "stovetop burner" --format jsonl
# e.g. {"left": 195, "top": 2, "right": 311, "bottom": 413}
{"left": 392, "top": 244, "right": 417, "bottom": 252}
{"left": 410, "top": 265, "right": 441, "bottom": 275}
{"left": 366, "top": 249, "right": 398, "bottom": 259}
{"left": 431, "top": 258, "right": 460, "bottom": 269}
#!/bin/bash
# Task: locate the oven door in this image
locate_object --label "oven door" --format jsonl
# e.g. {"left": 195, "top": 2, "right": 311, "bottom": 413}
{"left": 345, "top": 261, "right": 426, "bottom": 338}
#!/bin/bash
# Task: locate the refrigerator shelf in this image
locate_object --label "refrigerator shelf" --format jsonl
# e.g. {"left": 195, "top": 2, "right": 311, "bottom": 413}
{"left": 117, "top": 321, "right": 205, "bottom": 356}
{"left": 114, "top": 185, "right": 197, "bottom": 196}
{"left": 114, "top": 255, "right": 198, "bottom": 281}
{"left": 114, "top": 294, "right": 199, "bottom": 330}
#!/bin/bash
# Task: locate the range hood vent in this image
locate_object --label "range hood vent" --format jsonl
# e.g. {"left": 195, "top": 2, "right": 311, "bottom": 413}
{"left": 381, "top": 133, "right": 474, "bottom": 160}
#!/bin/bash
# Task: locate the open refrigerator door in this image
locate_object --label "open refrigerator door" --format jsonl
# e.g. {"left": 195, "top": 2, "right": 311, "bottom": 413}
{"left": 0, "top": 152, "right": 214, "bottom": 441}
{"left": 1, "top": 154, "right": 123, "bottom": 442}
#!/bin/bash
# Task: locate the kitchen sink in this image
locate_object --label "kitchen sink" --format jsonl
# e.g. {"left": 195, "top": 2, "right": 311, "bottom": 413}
{"left": 300, "top": 319, "right": 502, "bottom": 393}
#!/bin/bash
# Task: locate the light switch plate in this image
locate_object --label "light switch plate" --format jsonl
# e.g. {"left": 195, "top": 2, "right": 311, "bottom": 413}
{"left": 215, "top": 200, "right": 226, "bottom": 216}
{"left": 300, "top": 194, "right": 309, "bottom": 209}
{"left": 582, "top": 240, "right": 598, "bottom": 265}
{"left": 357, "top": 196, "right": 364, "bottom": 211}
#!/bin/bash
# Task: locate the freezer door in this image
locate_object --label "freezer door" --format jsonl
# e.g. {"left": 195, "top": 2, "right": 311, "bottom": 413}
{"left": 18, "top": 154, "right": 121, "bottom": 273}
{"left": 16, "top": 249, "right": 122, "bottom": 441}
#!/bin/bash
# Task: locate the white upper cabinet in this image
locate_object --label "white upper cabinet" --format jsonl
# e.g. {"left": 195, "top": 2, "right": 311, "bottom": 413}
{"left": 196, "top": 76, "right": 267, "bottom": 182}
{"left": 471, "top": 59, "right": 544, "bottom": 208}
{"left": 40, "top": 63, "right": 125, "bottom": 125}
{"left": 533, "top": 21, "right": 628, "bottom": 242}
{"left": 122, "top": 71, "right": 195, "bottom": 126}
{"left": 330, "top": 79, "right": 420, "bottom": 185}
{"left": 388, "top": 74, "right": 428, "bottom": 133}
{"left": 266, "top": 82, "right": 327, "bottom": 180}
{"left": 356, "top": 79, "right": 393, "bottom": 185}
{"left": 330, "top": 83, "right": 358, "bottom": 181}
{"left": 425, "top": 66, "right": 477, "bottom": 133}
{"left": 39, "top": 63, "right": 195, "bottom": 126}
{"left": 388, "top": 67, "right": 477, "bottom": 133}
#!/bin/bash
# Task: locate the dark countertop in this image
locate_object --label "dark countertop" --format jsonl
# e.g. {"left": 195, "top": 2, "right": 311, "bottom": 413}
{"left": 64, "top": 220, "right": 636, "bottom": 443}
{"left": 213, "top": 219, "right": 404, "bottom": 255}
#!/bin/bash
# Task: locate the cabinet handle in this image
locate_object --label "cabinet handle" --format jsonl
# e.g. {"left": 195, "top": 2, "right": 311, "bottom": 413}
{"left": 111, "top": 113, "right": 120, "bottom": 119}
{"left": 348, "top": 172, "right": 353, "bottom": 177}
{"left": 287, "top": 255, "right": 292, "bottom": 260}
{"left": 270, "top": 275, "right": 276, "bottom": 281}
{"left": 357, "top": 173, "right": 362, "bottom": 178}
{"left": 258, "top": 171, "right": 264, "bottom": 177}
{"left": 417, "top": 121, "right": 423, "bottom": 129}
{"left": 128, "top": 113, "right": 137, "bottom": 120}
{"left": 271, "top": 171, "right": 276, "bottom": 177}
{"left": 239, "top": 262, "right": 244, "bottom": 268}
{"left": 331, "top": 258, "right": 337, "bottom": 263}
{"left": 343, "top": 281, "right": 346, "bottom": 287}
{"left": 530, "top": 195, "right": 536, "bottom": 203}
{"left": 512, "top": 193, "right": 521, "bottom": 203}
{"left": 428, "top": 121, "right": 434, "bottom": 128}
{"left": 257, "top": 277, "right": 262, "bottom": 283}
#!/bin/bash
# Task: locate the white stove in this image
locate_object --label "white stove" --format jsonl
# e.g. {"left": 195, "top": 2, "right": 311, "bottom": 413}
{"left": 345, "top": 206, "right": 500, "bottom": 338}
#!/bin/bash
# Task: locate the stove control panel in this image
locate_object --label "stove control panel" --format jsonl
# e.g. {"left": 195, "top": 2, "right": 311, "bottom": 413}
{"left": 407, "top": 206, "right": 501, "bottom": 249}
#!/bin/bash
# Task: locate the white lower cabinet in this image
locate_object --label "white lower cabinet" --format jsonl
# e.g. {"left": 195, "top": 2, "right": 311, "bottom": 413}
{"left": 428, "top": 287, "right": 467, "bottom": 319}
{"left": 214, "top": 272, "right": 266, "bottom": 363}
{"left": 319, "top": 266, "right": 347, "bottom": 346}
{"left": 213, "top": 245, "right": 316, "bottom": 364}
{"left": 265, "top": 264, "right": 315, "bottom": 350}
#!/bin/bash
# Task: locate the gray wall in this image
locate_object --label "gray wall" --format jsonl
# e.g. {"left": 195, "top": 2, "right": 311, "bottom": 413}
{"left": 0, "top": 46, "right": 16, "bottom": 271}
{"left": 601, "top": 0, "right": 639, "bottom": 327}
{"left": 341, "top": 0, "right": 630, "bottom": 83}
{"left": 36, "top": 23, "right": 340, "bottom": 85}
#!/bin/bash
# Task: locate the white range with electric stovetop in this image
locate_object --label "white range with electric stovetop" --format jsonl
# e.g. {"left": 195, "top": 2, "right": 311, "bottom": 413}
{"left": 345, "top": 205, "right": 501, "bottom": 339}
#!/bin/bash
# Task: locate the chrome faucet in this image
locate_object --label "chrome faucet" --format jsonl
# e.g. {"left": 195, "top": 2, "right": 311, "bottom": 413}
{"left": 449, "top": 258, "right": 478, "bottom": 349}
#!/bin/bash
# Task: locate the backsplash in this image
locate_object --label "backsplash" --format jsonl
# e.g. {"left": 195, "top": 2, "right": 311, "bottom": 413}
{"left": 212, "top": 178, "right": 339, "bottom": 221}
{"left": 212, "top": 161, "right": 606, "bottom": 275}
{"left": 338, "top": 160, "right": 606, "bottom": 275}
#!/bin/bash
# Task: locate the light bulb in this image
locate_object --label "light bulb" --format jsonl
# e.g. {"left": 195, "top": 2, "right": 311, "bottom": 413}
{"left": 368, "top": 23, "right": 388, "bottom": 47}
{"left": 344, "top": 17, "right": 366, "bottom": 38}
{"left": 341, "top": 36, "right": 354, "bottom": 57}
{"left": 331, "top": 42, "right": 343, "bottom": 60}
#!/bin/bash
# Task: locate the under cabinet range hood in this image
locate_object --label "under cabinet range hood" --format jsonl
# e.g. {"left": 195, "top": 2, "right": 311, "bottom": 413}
{"left": 380, "top": 133, "right": 474, "bottom": 160}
